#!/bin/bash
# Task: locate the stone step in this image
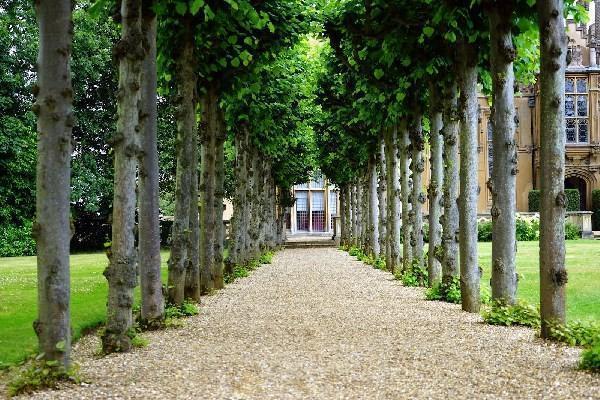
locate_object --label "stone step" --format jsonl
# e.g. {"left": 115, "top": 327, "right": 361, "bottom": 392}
{"left": 284, "top": 241, "right": 336, "bottom": 249}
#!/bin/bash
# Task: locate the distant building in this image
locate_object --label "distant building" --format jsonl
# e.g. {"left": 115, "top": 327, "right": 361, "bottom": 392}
{"left": 287, "top": 171, "right": 339, "bottom": 235}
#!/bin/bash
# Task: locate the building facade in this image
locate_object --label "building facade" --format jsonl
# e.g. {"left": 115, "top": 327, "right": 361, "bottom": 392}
{"left": 287, "top": 172, "right": 339, "bottom": 235}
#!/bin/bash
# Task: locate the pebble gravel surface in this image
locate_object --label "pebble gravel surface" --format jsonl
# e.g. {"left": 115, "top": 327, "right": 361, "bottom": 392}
{"left": 16, "top": 248, "right": 600, "bottom": 399}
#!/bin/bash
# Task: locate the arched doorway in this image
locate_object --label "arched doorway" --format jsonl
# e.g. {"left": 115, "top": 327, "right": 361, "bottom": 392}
{"left": 564, "top": 176, "right": 587, "bottom": 210}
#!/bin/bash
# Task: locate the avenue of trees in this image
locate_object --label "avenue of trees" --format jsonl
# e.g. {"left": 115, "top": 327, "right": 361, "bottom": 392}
{"left": 26, "top": 0, "right": 319, "bottom": 368}
{"left": 318, "top": 0, "right": 583, "bottom": 337}
{"left": 5, "top": 0, "right": 591, "bottom": 377}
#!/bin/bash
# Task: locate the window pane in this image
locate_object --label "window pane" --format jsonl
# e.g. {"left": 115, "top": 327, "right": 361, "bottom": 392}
{"left": 311, "top": 191, "right": 324, "bottom": 211}
{"left": 296, "top": 191, "right": 308, "bottom": 211}
{"left": 329, "top": 192, "right": 338, "bottom": 215}
{"left": 566, "top": 77, "right": 575, "bottom": 93}
{"left": 577, "top": 95, "right": 588, "bottom": 117}
{"left": 577, "top": 78, "right": 587, "bottom": 93}
{"left": 566, "top": 119, "right": 577, "bottom": 143}
{"left": 578, "top": 119, "right": 589, "bottom": 143}
{"left": 565, "top": 95, "right": 576, "bottom": 117}
{"left": 296, "top": 183, "right": 308, "bottom": 189}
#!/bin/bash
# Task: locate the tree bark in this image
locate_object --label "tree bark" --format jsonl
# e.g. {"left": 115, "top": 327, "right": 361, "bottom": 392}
{"left": 340, "top": 185, "right": 347, "bottom": 246}
{"left": 33, "top": 0, "right": 73, "bottom": 367}
{"left": 428, "top": 83, "right": 443, "bottom": 287}
{"left": 409, "top": 112, "right": 425, "bottom": 273}
{"left": 356, "top": 179, "right": 364, "bottom": 249}
{"left": 399, "top": 121, "right": 412, "bottom": 272}
{"left": 184, "top": 121, "right": 200, "bottom": 302}
{"left": 489, "top": 3, "right": 518, "bottom": 304}
{"left": 458, "top": 41, "right": 481, "bottom": 313}
{"left": 199, "top": 84, "right": 217, "bottom": 293}
{"left": 441, "top": 80, "right": 460, "bottom": 287}
{"left": 369, "top": 155, "right": 380, "bottom": 257}
{"left": 362, "top": 173, "right": 370, "bottom": 251}
{"left": 213, "top": 105, "right": 226, "bottom": 289}
{"left": 138, "top": 0, "right": 165, "bottom": 325}
{"left": 538, "top": 0, "right": 567, "bottom": 338}
{"left": 378, "top": 138, "right": 388, "bottom": 263}
{"left": 230, "top": 127, "right": 249, "bottom": 266}
{"left": 385, "top": 126, "right": 401, "bottom": 272}
{"left": 167, "top": 20, "right": 196, "bottom": 306}
{"left": 351, "top": 182, "right": 358, "bottom": 246}
{"left": 103, "top": 0, "right": 143, "bottom": 353}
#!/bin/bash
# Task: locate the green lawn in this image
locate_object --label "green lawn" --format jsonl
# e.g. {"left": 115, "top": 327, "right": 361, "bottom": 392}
{"left": 0, "top": 251, "right": 170, "bottom": 367}
{"left": 478, "top": 240, "right": 600, "bottom": 322}
{"left": 0, "top": 241, "right": 598, "bottom": 366}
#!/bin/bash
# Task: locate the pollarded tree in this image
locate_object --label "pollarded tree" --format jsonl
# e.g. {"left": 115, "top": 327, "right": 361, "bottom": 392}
{"left": 138, "top": 0, "right": 165, "bottom": 326}
{"left": 102, "top": 0, "right": 144, "bottom": 353}
{"left": 538, "top": 0, "right": 568, "bottom": 338}
{"left": 32, "top": 0, "right": 74, "bottom": 368}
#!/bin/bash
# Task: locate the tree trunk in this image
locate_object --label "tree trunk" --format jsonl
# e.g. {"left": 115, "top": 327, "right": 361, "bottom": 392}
{"left": 184, "top": 122, "right": 200, "bottom": 302}
{"left": 356, "top": 179, "right": 363, "bottom": 249}
{"left": 340, "top": 185, "right": 347, "bottom": 246}
{"left": 385, "top": 126, "right": 401, "bottom": 272}
{"left": 538, "top": 0, "right": 567, "bottom": 338}
{"left": 200, "top": 84, "right": 218, "bottom": 293}
{"left": 351, "top": 182, "right": 358, "bottom": 246}
{"left": 441, "top": 80, "right": 460, "bottom": 288}
{"left": 103, "top": 0, "right": 142, "bottom": 353}
{"left": 489, "top": 3, "right": 518, "bottom": 304}
{"left": 167, "top": 20, "right": 196, "bottom": 306}
{"left": 399, "top": 121, "right": 412, "bottom": 272}
{"left": 409, "top": 112, "right": 425, "bottom": 273}
{"left": 369, "top": 155, "right": 380, "bottom": 257}
{"left": 230, "top": 127, "right": 249, "bottom": 266}
{"left": 344, "top": 185, "right": 352, "bottom": 246}
{"left": 33, "top": 0, "right": 73, "bottom": 367}
{"left": 362, "top": 173, "right": 370, "bottom": 251}
{"left": 138, "top": 1, "right": 165, "bottom": 324}
{"left": 378, "top": 138, "right": 388, "bottom": 263}
{"left": 213, "top": 105, "right": 226, "bottom": 289}
{"left": 428, "top": 84, "right": 443, "bottom": 287}
{"left": 458, "top": 42, "right": 481, "bottom": 313}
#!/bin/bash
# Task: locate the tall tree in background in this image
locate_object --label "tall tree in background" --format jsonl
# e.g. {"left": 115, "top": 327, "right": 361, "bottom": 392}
{"left": 428, "top": 82, "right": 443, "bottom": 287}
{"left": 458, "top": 39, "right": 481, "bottom": 313}
{"left": 138, "top": 0, "right": 165, "bottom": 326}
{"left": 487, "top": 0, "right": 518, "bottom": 304}
{"left": 168, "top": 16, "right": 197, "bottom": 305}
{"left": 33, "top": 0, "right": 74, "bottom": 367}
{"left": 538, "top": 0, "right": 567, "bottom": 338}
{"left": 441, "top": 79, "right": 460, "bottom": 291}
{"left": 103, "top": 0, "right": 143, "bottom": 353}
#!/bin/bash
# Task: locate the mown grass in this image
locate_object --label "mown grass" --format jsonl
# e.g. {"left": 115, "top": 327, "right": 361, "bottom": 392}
{"left": 478, "top": 240, "right": 600, "bottom": 322}
{"left": 0, "top": 241, "right": 598, "bottom": 366}
{"left": 0, "top": 251, "right": 170, "bottom": 367}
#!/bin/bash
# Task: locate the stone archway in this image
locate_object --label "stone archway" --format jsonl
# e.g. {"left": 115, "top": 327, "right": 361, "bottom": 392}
{"left": 564, "top": 176, "right": 587, "bottom": 210}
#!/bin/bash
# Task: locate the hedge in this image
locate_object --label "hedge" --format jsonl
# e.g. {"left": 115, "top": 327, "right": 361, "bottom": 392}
{"left": 593, "top": 189, "right": 600, "bottom": 230}
{"left": 529, "top": 189, "right": 580, "bottom": 212}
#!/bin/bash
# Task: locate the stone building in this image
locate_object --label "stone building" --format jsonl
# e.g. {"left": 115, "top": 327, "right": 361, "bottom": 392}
{"left": 476, "top": 6, "right": 600, "bottom": 213}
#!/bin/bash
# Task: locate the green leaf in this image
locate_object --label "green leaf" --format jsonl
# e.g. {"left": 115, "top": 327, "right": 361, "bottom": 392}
{"left": 175, "top": 2, "right": 187, "bottom": 15}
{"left": 55, "top": 340, "right": 66, "bottom": 351}
{"left": 423, "top": 26, "right": 434, "bottom": 37}
{"left": 373, "top": 69, "right": 384, "bottom": 80}
{"left": 267, "top": 22, "right": 276, "bottom": 33}
{"left": 189, "top": 0, "right": 204, "bottom": 15}
{"left": 231, "top": 57, "right": 240, "bottom": 67}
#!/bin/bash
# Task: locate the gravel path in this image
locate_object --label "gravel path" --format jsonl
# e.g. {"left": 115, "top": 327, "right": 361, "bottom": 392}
{"left": 18, "top": 248, "right": 600, "bottom": 399}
